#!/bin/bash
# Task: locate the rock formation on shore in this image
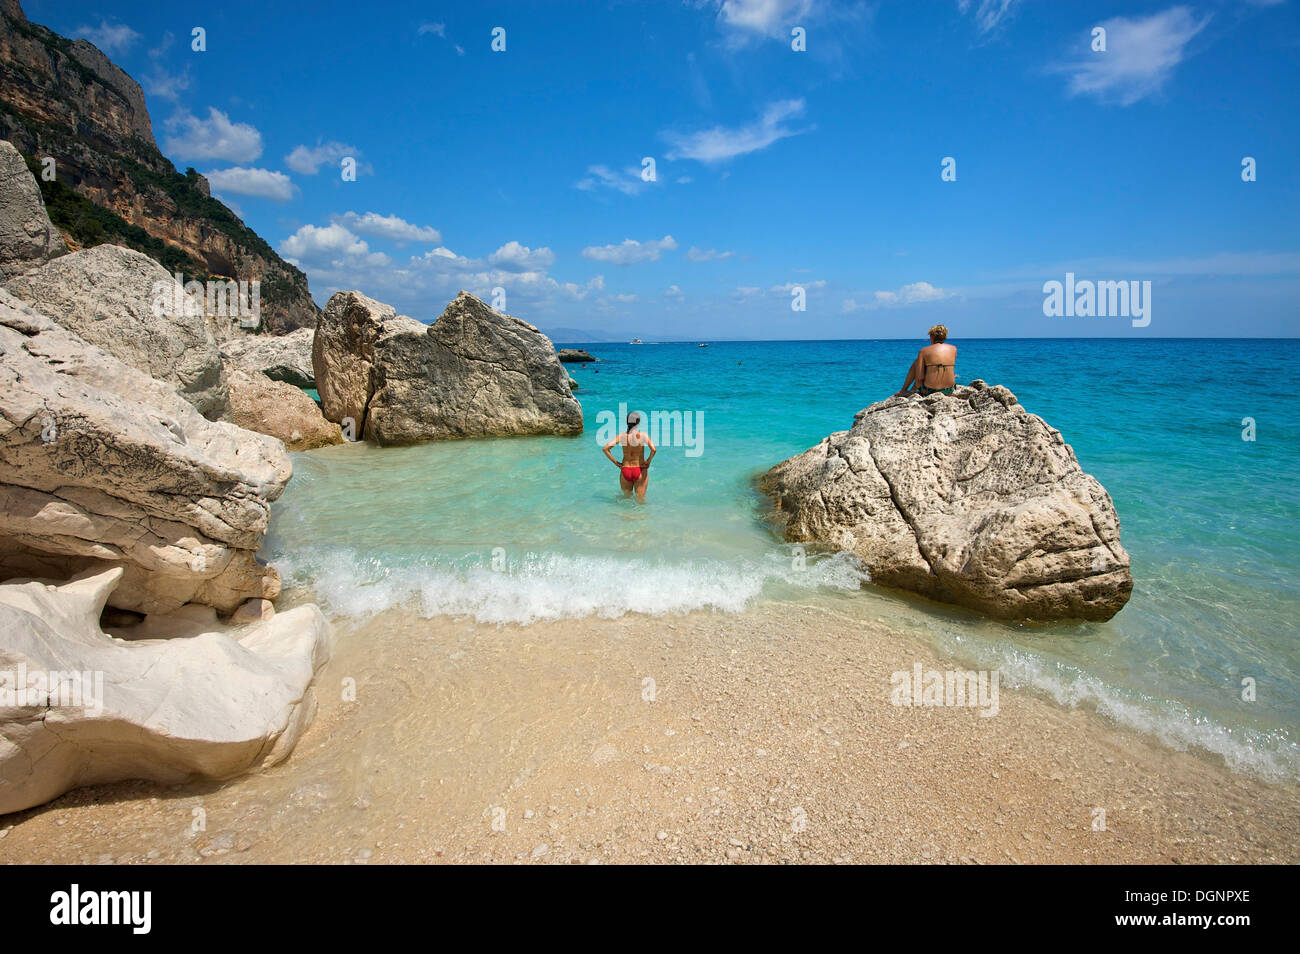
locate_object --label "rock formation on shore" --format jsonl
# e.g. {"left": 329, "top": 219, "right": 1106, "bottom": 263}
{"left": 224, "top": 367, "right": 342, "bottom": 451}
{"left": 760, "top": 381, "right": 1132, "bottom": 621}
{"left": 0, "top": 1, "right": 318, "bottom": 332}
{"left": 0, "top": 82, "right": 335, "bottom": 813}
{"left": 7, "top": 243, "right": 229, "bottom": 418}
{"left": 314, "top": 290, "right": 583, "bottom": 445}
{"left": 0, "top": 567, "right": 332, "bottom": 816}
{"left": 220, "top": 327, "right": 315, "bottom": 389}
{"left": 0, "top": 289, "right": 288, "bottom": 615}
{"left": 558, "top": 348, "right": 596, "bottom": 363}
{"left": 0, "top": 138, "right": 64, "bottom": 277}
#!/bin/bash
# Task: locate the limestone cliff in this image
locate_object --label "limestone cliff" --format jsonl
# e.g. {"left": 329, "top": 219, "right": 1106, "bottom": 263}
{"left": 0, "top": 0, "right": 317, "bottom": 332}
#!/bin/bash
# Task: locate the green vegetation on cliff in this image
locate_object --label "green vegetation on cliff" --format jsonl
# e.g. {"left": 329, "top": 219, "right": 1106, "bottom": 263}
{"left": 3, "top": 102, "right": 306, "bottom": 309}
{"left": 23, "top": 152, "right": 206, "bottom": 278}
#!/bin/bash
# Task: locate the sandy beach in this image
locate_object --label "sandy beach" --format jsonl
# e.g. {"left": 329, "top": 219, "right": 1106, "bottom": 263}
{"left": 2, "top": 599, "right": 1295, "bottom": 865}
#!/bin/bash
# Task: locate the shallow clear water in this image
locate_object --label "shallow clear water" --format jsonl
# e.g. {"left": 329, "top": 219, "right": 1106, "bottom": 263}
{"left": 264, "top": 338, "right": 1300, "bottom": 780}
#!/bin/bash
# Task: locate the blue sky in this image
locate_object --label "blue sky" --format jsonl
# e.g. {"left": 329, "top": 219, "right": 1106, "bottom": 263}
{"left": 34, "top": 0, "right": 1300, "bottom": 338}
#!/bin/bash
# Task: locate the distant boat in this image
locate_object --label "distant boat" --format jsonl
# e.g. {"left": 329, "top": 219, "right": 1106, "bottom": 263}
{"left": 630, "top": 338, "right": 643, "bottom": 344}
{"left": 698, "top": 343, "right": 709, "bottom": 347}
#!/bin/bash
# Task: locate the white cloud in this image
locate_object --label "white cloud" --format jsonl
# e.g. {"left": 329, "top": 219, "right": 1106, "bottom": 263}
{"left": 143, "top": 65, "right": 191, "bottom": 103}
{"left": 687, "top": 246, "right": 735, "bottom": 262}
{"left": 165, "top": 108, "right": 263, "bottom": 163}
{"left": 148, "top": 31, "right": 175, "bottom": 58}
{"left": 869, "top": 251, "right": 1300, "bottom": 307}
{"left": 1052, "top": 7, "right": 1211, "bottom": 106}
{"left": 73, "top": 20, "right": 141, "bottom": 55}
{"left": 716, "top": 0, "right": 815, "bottom": 39}
{"left": 285, "top": 141, "right": 362, "bottom": 175}
{"left": 956, "top": 0, "right": 1020, "bottom": 35}
{"left": 665, "top": 284, "right": 685, "bottom": 300}
{"left": 280, "top": 223, "right": 389, "bottom": 267}
{"left": 710, "top": 0, "right": 875, "bottom": 59}
{"left": 418, "top": 21, "right": 463, "bottom": 54}
{"left": 885, "top": 281, "right": 947, "bottom": 303}
{"left": 488, "top": 240, "right": 557, "bottom": 271}
{"left": 141, "top": 31, "right": 190, "bottom": 103}
{"left": 581, "top": 235, "right": 679, "bottom": 265}
{"left": 575, "top": 164, "right": 656, "bottom": 196}
{"left": 771, "top": 279, "right": 826, "bottom": 292}
{"left": 281, "top": 224, "right": 604, "bottom": 319}
{"left": 844, "top": 281, "right": 950, "bottom": 311}
{"left": 204, "top": 166, "right": 297, "bottom": 202}
{"left": 332, "top": 212, "right": 441, "bottom": 244}
{"left": 711, "top": 0, "right": 871, "bottom": 44}
{"left": 664, "top": 99, "right": 808, "bottom": 163}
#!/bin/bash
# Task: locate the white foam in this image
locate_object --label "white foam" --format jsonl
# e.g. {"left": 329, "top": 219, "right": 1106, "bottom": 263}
{"left": 270, "top": 545, "right": 1299, "bottom": 782}
{"left": 271, "top": 547, "right": 868, "bottom": 626}
{"left": 947, "top": 640, "right": 1300, "bottom": 782}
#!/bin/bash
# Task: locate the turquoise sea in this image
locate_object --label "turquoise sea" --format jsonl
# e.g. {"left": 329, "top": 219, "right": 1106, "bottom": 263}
{"left": 264, "top": 339, "right": 1300, "bottom": 780}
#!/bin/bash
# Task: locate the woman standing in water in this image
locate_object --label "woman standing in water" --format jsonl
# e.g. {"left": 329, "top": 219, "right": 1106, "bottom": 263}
{"left": 602, "top": 413, "right": 656, "bottom": 501}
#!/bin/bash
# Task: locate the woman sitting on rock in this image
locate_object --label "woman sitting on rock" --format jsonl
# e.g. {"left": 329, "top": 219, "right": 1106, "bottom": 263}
{"left": 896, "top": 324, "right": 957, "bottom": 397}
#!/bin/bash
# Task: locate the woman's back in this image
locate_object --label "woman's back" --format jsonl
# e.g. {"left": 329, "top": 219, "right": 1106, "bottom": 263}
{"left": 619, "top": 430, "right": 649, "bottom": 465}
{"left": 920, "top": 342, "right": 957, "bottom": 389}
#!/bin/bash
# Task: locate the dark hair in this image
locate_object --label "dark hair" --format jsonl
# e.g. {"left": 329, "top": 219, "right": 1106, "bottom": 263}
{"left": 626, "top": 413, "right": 639, "bottom": 433}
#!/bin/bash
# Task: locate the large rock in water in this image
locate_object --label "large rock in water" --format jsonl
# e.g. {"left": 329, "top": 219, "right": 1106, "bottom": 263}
{"left": 0, "top": 568, "right": 332, "bottom": 815}
{"left": 313, "top": 289, "right": 583, "bottom": 445}
{"left": 223, "top": 366, "right": 342, "bottom": 451}
{"left": 5, "top": 244, "right": 228, "bottom": 418}
{"left": 0, "top": 289, "right": 287, "bottom": 615}
{"left": 760, "top": 381, "right": 1132, "bottom": 621}
{"left": 219, "top": 327, "right": 315, "bottom": 388}
{"left": 0, "top": 139, "right": 67, "bottom": 279}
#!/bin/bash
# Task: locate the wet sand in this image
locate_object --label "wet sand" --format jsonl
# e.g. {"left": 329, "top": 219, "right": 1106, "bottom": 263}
{"left": 1, "top": 600, "right": 1296, "bottom": 864}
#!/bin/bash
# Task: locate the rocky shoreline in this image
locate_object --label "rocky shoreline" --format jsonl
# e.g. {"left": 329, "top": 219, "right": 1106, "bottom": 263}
{"left": 0, "top": 135, "right": 580, "bottom": 814}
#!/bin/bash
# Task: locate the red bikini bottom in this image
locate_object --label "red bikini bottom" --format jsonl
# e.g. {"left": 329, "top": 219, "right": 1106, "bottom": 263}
{"left": 620, "top": 466, "right": 643, "bottom": 483}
